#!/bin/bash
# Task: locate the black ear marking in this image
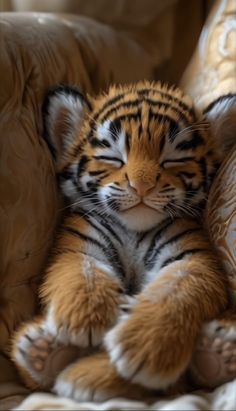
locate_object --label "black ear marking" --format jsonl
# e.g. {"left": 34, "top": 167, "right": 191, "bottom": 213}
{"left": 42, "top": 84, "right": 90, "bottom": 116}
{"left": 203, "top": 93, "right": 236, "bottom": 156}
{"left": 41, "top": 84, "right": 91, "bottom": 166}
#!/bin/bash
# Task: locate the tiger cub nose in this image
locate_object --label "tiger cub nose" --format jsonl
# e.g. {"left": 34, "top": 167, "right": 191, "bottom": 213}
{"left": 128, "top": 179, "right": 155, "bottom": 197}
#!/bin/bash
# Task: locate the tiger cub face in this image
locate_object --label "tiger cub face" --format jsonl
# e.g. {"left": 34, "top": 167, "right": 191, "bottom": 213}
{"left": 43, "top": 82, "right": 219, "bottom": 231}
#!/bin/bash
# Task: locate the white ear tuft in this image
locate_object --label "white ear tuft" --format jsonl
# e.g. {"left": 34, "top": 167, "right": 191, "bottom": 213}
{"left": 204, "top": 94, "right": 236, "bottom": 155}
{"left": 42, "top": 85, "right": 90, "bottom": 167}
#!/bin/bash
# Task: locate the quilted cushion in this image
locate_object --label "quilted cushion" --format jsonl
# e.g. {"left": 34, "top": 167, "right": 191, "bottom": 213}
{"left": 181, "top": 0, "right": 236, "bottom": 107}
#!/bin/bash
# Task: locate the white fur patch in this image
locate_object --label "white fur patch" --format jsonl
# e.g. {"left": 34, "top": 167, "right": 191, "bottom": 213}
{"left": 97, "top": 120, "right": 111, "bottom": 141}
{"left": 202, "top": 320, "right": 236, "bottom": 341}
{"left": 44, "top": 305, "right": 105, "bottom": 347}
{"left": 96, "top": 122, "right": 127, "bottom": 165}
{"left": 54, "top": 373, "right": 109, "bottom": 402}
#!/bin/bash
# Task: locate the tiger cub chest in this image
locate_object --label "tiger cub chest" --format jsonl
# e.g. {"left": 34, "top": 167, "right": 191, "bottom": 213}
{"left": 81, "top": 213, "right": 174, "bottom": 295}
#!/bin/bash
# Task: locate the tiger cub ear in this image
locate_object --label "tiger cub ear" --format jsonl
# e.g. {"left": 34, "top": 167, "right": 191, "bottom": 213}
{"left": 204, "top": 94, "right": 236, "bottom": 157}
{"left": 42, "top": 85, "right": 91, "bottom": 169}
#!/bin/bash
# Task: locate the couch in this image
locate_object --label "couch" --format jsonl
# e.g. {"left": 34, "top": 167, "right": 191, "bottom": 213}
{"left": 0, "top": 0, "right": 235, "bottom": 409}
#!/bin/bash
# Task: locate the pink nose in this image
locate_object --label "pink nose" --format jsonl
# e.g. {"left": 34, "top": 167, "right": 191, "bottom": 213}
{"left": 128, "top": 179, "right": 155, "bottom": 197}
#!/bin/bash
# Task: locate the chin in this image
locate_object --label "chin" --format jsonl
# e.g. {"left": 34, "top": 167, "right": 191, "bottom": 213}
{"left": 118, "top": 204, "right": 165, "bottom": 232}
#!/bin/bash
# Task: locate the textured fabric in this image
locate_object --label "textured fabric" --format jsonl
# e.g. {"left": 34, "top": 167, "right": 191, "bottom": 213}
{"left": 181, "top": 0, "right": 236, "bottom": 301}
{"left": 208, "top": 149, "right": 236, "bottom": 303}
{"left": 181, "top": 0, "right": 236, "bottom": 108}
{"left": 13, "top": 379, "right": 236, "bottom": 411}
{"left": 7, "top": 0, "right": 209, "bottom": 84}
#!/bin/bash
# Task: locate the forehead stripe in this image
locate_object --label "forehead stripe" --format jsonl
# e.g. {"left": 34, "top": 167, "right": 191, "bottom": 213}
{"left": 99, "top": 98, "right": 192, "bottom": 124}
{"left": 92, "top": 87, "right": 194, "bottom": 125}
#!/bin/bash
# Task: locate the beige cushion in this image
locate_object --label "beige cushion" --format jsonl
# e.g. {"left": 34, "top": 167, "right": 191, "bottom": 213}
{"left": 181, "top": 0, "right": 236, "bottom": 109}
{"left": 208, "top": 149, "right": 236, "bottom": 303}
{"left": 181, "top": 0, "right": 236, "bottom": 301}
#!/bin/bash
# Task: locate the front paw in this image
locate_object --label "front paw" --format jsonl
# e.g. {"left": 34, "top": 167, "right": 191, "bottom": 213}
{"left": 43, "top": 275, "right": 130, "bottom": 349}
{"left": 105, "top": 301, "right": 194, "bottom": 390}
{"left": 54, "top": 351, "right": 152, "bottom": 402}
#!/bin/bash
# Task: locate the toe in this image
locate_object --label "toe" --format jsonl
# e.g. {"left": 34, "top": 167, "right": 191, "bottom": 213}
{"left": 34, "top": 338, "right": 50, "bottom": 349}
{"left": 212, "top": 338, "right": 222, "bottom": 349}
{"left": 33, "top": 360, "right": 44, "bottom": 371}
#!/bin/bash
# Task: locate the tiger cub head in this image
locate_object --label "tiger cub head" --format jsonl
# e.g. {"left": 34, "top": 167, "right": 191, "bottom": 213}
{"left": 43, "top": 81, "right": 223, "bottom": 232}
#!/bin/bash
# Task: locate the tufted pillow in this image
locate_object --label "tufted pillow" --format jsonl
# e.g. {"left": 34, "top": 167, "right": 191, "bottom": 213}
{"left": 181, "top": 0, "right": 236, "bottom": 297}
{"left": 207, "top": 149, "right": 236, "bottom": 303}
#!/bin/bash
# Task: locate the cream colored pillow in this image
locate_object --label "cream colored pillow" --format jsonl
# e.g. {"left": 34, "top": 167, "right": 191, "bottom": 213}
{"left": 181, "top": 0, "right": 236, "bottom": 299}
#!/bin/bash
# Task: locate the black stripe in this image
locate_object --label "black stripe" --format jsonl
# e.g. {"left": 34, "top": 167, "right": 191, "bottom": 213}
{"left": 116, "top": 112, "right": 141, "bottom": 123}
{"left": 90, "top": 138, "right": 111, "bottom": 148}
{"left": 185, "top": 184, "right": 200, "bottom": 199}
{"left": 63, "top": 224, "right": 125, "bottom": 278}
{"left": 110, "top": 185, "right": 124, "bottom": 192}
{"left": 75, "top": 209, "right": 124, "bottom": 251}
{"left": 168, "top": 120, "right": 180, "bottom": 143}
{"left": 92, "top": 211, "right": 123, "bottom": 246}
{"left": 143, "top": 218, "right": 173, "bottom": 262}
{"left": 63, "top": 225, "right": 104, "bottom": 249}
{"left": 97, "top": 100, "right": 139, "bottom": 123}
{"left": 109, "top": 118, "right": 121, "bottom": 141}
{"left": 145, "top": 228, "right": 201, "bottom": 269}
{"left": 137, "top": 87, "right": 195, "bottom": 114}
{"left": 93, "top": 93, "right": 126, "bottom": 122}
{"left": 147, "top": 100, "right": 192, "bottom": 124}
{"left": 160, "top": 248, "right": 208, "bottom": 269}
{"left": 176, "top": 132, "right": 204, "bottom": 151}
{"left": 149, "top": 112, "right": 173, "bottom": 125}
{"left": 136, "top": 231, "right": 150, "bottom": 247}
{"left": 138, "top": 123, "right": 143, "bottom": 139}
{"left": 159, "top": 134, "right": 166, "bottom": 155}
{"left": 125, "top": 132, "right": 131, "bottom": 152}
{"left": 147, "top": 108, "right": 152, "bottom": 140}
{"left": 91, "top": 86, "right": 195, "bottom": 128}
{"left": 160, "top": 187, "right": 174, "bottom": 193}
{"left": 60, "top": 169, "right": 74, "bottom": 180}
{"left": 89, "top": 169, "right": 106, "bottom": 176}
{"left": 86, "top": 181, "right": 99, "bottom": 192}
{"left": 198, "top": 157, "right": 207, "bottom": 191}
{"left": 89, "top": 113, "right": 141, "bottom": 138}
{"left": 73, "top": 210, "right": 114, "bottom": 243}
{"left": 100, "top": 98, "right": 191, "bottom": 124}
{"left": 71, "top": 143, "right": 83, "bottom": 158}
{"left": 77, "top": 155, "right": 89, "bottom": 175}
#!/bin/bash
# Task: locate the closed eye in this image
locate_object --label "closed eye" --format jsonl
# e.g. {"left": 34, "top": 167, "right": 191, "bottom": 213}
{"left": 178, "top": 171, "right": 196, "bottom": 178}
{"left": 93, "top": 155, "right": 124, "bottom": 168}
{"left": 161, "top": 157, "right": 195, "bottom": 169}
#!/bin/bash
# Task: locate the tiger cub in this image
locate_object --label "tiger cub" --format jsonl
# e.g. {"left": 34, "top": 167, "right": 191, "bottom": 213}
{"left": 12, "top": 82, "right": 236, "bottom": 401}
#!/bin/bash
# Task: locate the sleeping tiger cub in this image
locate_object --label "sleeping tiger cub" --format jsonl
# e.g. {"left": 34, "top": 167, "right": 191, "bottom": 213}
{"left": 12, "top": 82, "right": 236, "bottom": 401}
